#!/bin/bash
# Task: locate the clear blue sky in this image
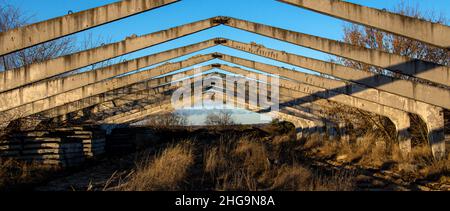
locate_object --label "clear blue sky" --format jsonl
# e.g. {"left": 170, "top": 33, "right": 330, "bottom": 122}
{"left": 6, "top": 0, "right": 450, "bottom": 75}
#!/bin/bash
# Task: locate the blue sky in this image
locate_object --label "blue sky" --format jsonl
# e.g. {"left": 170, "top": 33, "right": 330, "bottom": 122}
{"left": 5, "top": 0, "right": 450, "bottom": 125}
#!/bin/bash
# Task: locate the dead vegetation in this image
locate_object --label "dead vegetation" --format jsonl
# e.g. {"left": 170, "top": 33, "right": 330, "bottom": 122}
{"left": 0, "top": 158, "right": 59, "bottom": 191}
{"left": 138, "top": 112, "right": 188, "bottom": 130}
{"left": 117, "top": 141, "right": 194, "bottom": 191}
{"left": 302, "top": 132, "right": 449, "bottom": 184}
{"left": 112, "top": 123, "right": 357, "bottom": 191}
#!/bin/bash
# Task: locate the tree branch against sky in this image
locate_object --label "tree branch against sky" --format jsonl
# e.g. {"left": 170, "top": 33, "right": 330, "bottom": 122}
{"left": 0, "top": 1, "right": 75, "bottom": 71}
{"left": 340, "top": 1, "right": 449, "bottom": 80}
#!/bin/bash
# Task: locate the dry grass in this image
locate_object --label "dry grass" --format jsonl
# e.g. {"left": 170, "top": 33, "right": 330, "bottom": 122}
{"left": 271, "top": 164, "right": 312, "bottom": 191}
{"left": 0, "top": 158, "right": 58, "bottom": 191}
{"left": 302, "top": 132, "right": 450, "bottom": 182}
{"left": 201, "top": 135, "right": 356, "bottom": 191}
{"left": 118, "top": 141, "right": 194, "bottom": 191}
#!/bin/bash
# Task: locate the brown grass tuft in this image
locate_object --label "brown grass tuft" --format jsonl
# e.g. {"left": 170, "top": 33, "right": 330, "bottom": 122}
{"left": 119, "top": 141, "right": 194, "bottom": 191}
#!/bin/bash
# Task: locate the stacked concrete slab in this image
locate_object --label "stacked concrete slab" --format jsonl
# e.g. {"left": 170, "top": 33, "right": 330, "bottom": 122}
{"left": 0, "top": 127, "right": 106, "bottom": 167}
{"left": 105, "top": 127, "right": 159, "bottom": 155}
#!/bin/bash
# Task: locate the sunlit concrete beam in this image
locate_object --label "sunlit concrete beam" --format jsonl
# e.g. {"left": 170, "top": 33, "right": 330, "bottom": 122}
{"left": 0, "top": 41, "right": 217, "bottom": 112}
{"left": 0, "top": 55, "right": 215, "bottom": 123}
{"left": 223, "top": 17, "right": 450, "bottom": 87}
{"left": 219, "top": 39, "right": 450, "bottom": 109}
{"left": 0, "top": 0, "right": 180, "bottom": 56}
{"left": 278, "top": 0, "right": 450, "bottom": 49}
{"left": 0, "top": 16, "right": 224, "bottom": 92}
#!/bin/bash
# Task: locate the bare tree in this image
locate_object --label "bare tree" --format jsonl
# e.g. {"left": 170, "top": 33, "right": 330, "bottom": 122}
{"left": 340, "top": 2, "right": 449, "bottom": 79}
{"left": 78, "top": 32, "right": 114, "bottom": 71}
{"left": 334, "top": 2, "right": 449, "bottom": 144}
{"left": 142, "top": 112, "right": 188, "bottom": 129}
{"left": 0, "top": 2, "right": 76, "bottom": 71}
{"left": 205, "top": 110, "right": 236, "bottom": 126}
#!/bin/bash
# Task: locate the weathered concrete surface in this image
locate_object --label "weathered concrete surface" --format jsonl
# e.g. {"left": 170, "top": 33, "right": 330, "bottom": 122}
{"left": 217, "top": 53, "right": 442, "bottom": 118}
{"left": 220, "top": 39, "right": 450, "bottom": 109}
{"left": 223, "top": 17, "right": 450, "bottom": 87}
{"left": 36, "top": 79, "right": 173, "bottom": 121}
{"left": 0, "top": 55, "right": 214, "bottom": 122}
{"left": 279, "top": 0, "right": 450, "bottom": 49}
{"left": 0, "top": 17, "right": 223, "bottom": 92}
{"left": 0, "top": 0, "right": 180, "bottom": 56}
{"left": 0, "top": 40, "right": 217, "bottom": 112}
{"left": 104, "top": 98, "right": 173, "bottom": 124}
{"left": 102, "top": 68, "right": 217, "bottom": 124}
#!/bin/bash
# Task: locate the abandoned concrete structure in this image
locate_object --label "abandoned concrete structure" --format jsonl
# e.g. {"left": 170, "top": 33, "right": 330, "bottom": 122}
{"left": 0, "top": 0, "right": 448, "bottom": 166}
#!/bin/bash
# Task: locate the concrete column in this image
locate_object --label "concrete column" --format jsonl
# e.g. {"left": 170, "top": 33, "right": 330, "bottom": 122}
{"left": 385, "top": 110, "right": 412, "bottom": 155}
{"left": 415, "top": 102, "right": 446, "bottom": 159}
{"left": 338, "top": 122, "right": 351, "bottom": 143}
{"left": 219, "top": 64, "right": 414, "bottom": 154}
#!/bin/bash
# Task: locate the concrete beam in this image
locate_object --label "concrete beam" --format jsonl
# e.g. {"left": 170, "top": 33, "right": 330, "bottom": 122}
{"left": 220, "top": 39, "right": 450, "bottom": 109}
{"left": 0, "top": 16, "right": 223, "bottom": 92}
{"left": 36, "top": 80, "right": 174, "bottom": 121}
{"left": 207, "top": 86, "right": 333, "bottom": 138}
{"left": 0, "top": 0, "right": 180, "bottom": 56}
{"left": 0, "top": 40, "right": 217, "bottom": 112}
{"left": 111, "top": 90, "right": 318, "bottom": 137}
{"left": 278, "top": 0, "right": 450, "bottom": 49}
{"left": 218, "top": 56, "right": 445, "bottom": 156}
{"left": 223, "top": 17, "right": 450, "bottom": 87}
{"left": 218, "top": 65, "right": 413, "bottom": 153}
{"left": 78, "top": 73, "right": 329, "bottom": 129}
{"left": 102, "top": 67, "right": 216, "bottom": 124}
{"left": 53, "top": 85, "right": 176, "bottom": 125}
{"left": 103, "top": 98, "right": 173, "bottom": 124}
{"left": 0, "top": 55, "right": 215, "bottom": 123}
{"left": 174, "top": 70, "right": 411, "bottom": 152}
{"left": 217, "top": 53, "right": 442, "bottom": 118}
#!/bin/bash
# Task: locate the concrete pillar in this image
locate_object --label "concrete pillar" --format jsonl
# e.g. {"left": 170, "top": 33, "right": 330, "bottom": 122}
{"left": 415, "top": 102, "right": 446, "bottom": 159}
{"left": 386, "top": 111, "right": 412, "bottom": 155}
{"left": 326, "top": 121, "right": 339, "bottom": 140}
{"left": 338, "top": 122, "right": 351, "bottom": 143}
{"left": 296, "top": 119, "right": 309, "bottom": 139}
